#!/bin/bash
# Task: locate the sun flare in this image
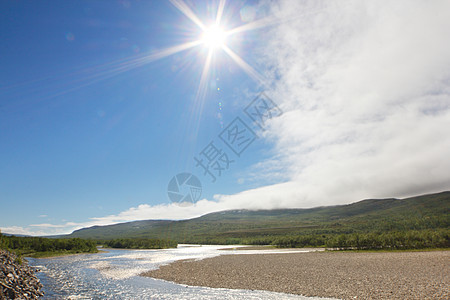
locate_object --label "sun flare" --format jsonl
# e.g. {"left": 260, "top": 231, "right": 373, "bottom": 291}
{"left": 201, "top": 25, "right": 226, "bottom": 49}
{"left": 161, "top": 0, "right": 268, "bottom": 103}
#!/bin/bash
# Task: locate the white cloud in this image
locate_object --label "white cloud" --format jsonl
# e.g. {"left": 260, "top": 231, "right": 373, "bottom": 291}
{"left": 198, "top": 0, "right": 450, "bottom": 208}
{"left": 237, "top": 0, "right": 450, "bottom": 204}
{"left": 3, "top": 0, "right": 450, "bottom": 236}
{"left": 1, "top": 200, "right": 235, "bottom": 236}
{"left": 0, "top": 226, "right": 50, "bottom": 237}
{"left": 29, "top": 223, "right": 70, "bottom": 228}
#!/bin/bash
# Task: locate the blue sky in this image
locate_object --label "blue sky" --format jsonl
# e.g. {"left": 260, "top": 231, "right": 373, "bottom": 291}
{"left": 2, "top": 0, "right": 450, "bottom": 236}
{"left": 1, "top": 0, "right": 272, "bottom": 233}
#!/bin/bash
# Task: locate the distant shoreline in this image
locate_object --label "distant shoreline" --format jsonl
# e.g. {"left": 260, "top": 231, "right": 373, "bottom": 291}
{"left": 142, "top": 250, "right": 449, "bottom": 299}
{"left": 25, "top": 249, "right": 101, "bottom": 259}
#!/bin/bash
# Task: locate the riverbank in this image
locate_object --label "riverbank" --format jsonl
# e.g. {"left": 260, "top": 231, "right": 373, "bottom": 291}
{"left": 26, "top": 249, "right": 104, "bottom": 259}
{"left": 0, "top": 249, "right": 44, "bottom": 299}
{"left": 143, "top": 250, "right": 449, "bottom": 299}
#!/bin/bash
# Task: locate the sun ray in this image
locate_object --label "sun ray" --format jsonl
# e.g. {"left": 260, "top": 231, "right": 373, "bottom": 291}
{"left": 54, "top": 40, "right": 203, "bottom": 93}
{"left": 141, "top": 40, "right": 202, "bottom": 63}
{"left": 11, "top": 2, "right": 282, "bottom": 110}
{"left": 215, "top": 0, "right": 227, "bottom": 26}
{"left": 73, "top": 40, "right": 202, "bottom": 84}
{"left": 184, "top": 49, "right": 214, "bottom": 153}
{"left": 226, "top": 16, "right": 279, "bottom": 36}
{"left": 228, "top": 7, "right": 330, "bottom": 37}
{"left": 196, "top": 49, "right": 213, "bottom": 103}
{"left": 6, "top": 40, "right": 203, "bottom": 104}
{"left": 169, "top": 0, "right": 206, "bottom": 30}
{"left": 51, "top": 40, "right": 202, "bottom": 89}
{"left": 222, "top": 45, "right": 266, "bottom": 85}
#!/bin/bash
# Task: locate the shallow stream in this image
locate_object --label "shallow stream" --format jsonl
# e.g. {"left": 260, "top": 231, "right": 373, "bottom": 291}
{"left": 27, "top": 245, "right": 334, "bottom": 299}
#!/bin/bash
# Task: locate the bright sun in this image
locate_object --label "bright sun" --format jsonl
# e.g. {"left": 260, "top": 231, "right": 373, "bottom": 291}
{"left": 201, "top": 25, "right": 226, "bottom": 49}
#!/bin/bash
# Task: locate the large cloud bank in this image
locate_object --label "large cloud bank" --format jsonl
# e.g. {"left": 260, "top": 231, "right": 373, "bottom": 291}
{"left": 4, "top": 0, "right": 450, "bottom": 236}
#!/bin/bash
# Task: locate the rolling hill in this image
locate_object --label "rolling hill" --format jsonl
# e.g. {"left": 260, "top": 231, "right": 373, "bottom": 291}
{"left": 66, "top": 191, "right": 450, "bottom": 244}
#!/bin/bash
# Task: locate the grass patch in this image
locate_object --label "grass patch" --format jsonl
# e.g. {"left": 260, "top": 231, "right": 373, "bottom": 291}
{"left": 23, "top": 249, "right": 98, "bottom": 258}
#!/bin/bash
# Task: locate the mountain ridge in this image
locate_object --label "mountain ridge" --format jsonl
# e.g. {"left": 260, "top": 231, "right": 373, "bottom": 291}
{"left": 66, "top": 191, "right": 450, "bottom": 243}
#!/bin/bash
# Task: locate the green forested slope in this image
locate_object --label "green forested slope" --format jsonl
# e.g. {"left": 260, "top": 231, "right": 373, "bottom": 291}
{"left": 66, "top": 191, "right": 449, "bottom": 247}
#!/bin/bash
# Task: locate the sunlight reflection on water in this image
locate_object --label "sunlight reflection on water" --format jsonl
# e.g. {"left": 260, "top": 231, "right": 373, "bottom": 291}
{"left": 28, "top": 245, "right": 335, "bottom": 299}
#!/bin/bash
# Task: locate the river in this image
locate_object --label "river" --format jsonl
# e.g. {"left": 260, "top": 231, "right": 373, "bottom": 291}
{"left": 27, "top": 245, "right": 335, "bottom": 299}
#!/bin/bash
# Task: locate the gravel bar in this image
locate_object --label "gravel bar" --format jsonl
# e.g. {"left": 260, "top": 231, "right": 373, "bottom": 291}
{"left": 142, "top": 250, "right": 449, "bottom": 299}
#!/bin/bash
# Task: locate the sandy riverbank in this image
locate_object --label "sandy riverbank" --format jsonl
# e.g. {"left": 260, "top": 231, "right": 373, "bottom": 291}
{"left": 142, "top": 250, "right": 449, "bottom": 299}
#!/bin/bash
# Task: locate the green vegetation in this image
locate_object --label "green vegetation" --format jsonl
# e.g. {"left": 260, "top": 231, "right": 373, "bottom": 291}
{"left": 0, "top": 230, "right": 178, "bottom": 257}
{"left": 4, "top": 192, "right": 445, "bottom": 252}
{"left": 65, "top": 191, "right": 450, "bottom": 250}
{"left": 272, "top": 229, "right": 449, "bottom": 250}
{"left": 0, "top": 233, "right": 98, "bottom": 258}
{"left": 101, "top": 238, "right": 177, "bottom": 249}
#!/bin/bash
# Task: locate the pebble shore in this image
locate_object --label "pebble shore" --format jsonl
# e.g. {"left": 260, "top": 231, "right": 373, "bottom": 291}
{"left": 143, "top": 250, "right": 449, "bottom": 299}
{"left": 0, "top": 250, "right": 43, "bottom": 299}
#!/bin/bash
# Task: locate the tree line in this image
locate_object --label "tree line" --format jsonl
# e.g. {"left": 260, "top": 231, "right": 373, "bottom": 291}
{"left": 170, "top": 229, "right": 449, "bottom": 250}
{"left": 0, "top": 232, "right": 98, "bottom": 254}
{"left": 1, "top": 228, "right": 447, "bottom": 252}
{"left": 271, "top": 229, "right": 449, "bottom": 249}
{"left": 100, "top": 238, "right": 177, "bottom": 249}
{"left": 0, "top": 232, "right": 178, "bottom": 253}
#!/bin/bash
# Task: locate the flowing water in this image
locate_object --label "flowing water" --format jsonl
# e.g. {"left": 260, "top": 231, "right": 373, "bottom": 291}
{"left": 27, "top": 245, "right": 335, "bottom": 299}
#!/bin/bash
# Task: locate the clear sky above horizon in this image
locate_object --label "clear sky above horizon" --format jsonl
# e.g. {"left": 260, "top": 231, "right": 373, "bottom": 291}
{"left": 2, "top": 0, "right": 450, "bottom": 236}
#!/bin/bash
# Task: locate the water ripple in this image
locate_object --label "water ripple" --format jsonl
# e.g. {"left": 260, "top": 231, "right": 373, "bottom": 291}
{"left": 27, "top": 245, "right": 335, "bottom": 299}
